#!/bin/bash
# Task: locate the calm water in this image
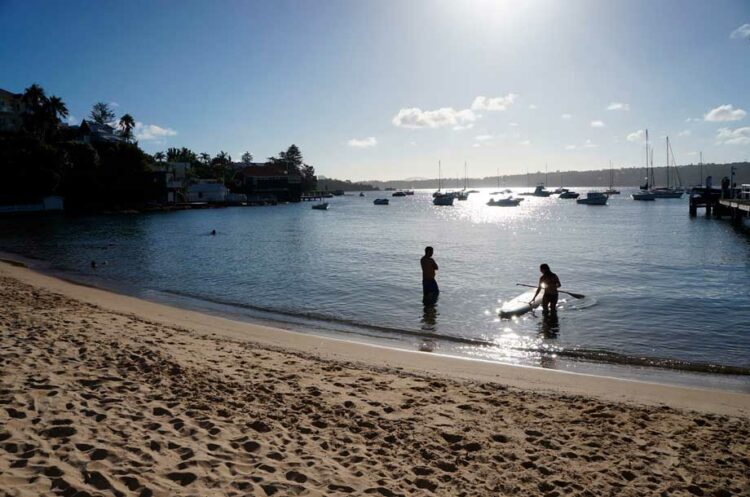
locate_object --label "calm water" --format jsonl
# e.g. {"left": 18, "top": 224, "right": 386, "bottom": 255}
{"left": 2, "top": 188, "right": 749, "bottom": 391}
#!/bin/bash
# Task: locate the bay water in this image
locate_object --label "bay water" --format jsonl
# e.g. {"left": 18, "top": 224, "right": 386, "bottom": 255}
{"left": 1, "top": 188, "right": 748, "bottom": 391}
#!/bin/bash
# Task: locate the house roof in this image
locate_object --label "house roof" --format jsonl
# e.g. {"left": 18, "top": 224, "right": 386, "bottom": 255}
{"left": 81, "top": 119, "right": 117, "bottom": 134}
{"left": 0, "top": 89, "right": 21, "bottom": 99}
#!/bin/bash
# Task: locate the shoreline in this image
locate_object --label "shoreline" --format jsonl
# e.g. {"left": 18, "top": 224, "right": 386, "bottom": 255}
{"left": 1, "top": 259, "right": 748, "bottom": 417}
{"left": 3, "top": 249, "right": 749, "bottom": 392}
{"left": 2, "top": 260, "right": 750, "bottom": 496}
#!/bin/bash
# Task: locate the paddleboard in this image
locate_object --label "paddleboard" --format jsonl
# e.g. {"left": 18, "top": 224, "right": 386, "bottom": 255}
{"left": 499, "top": 289, "right": 544, "bottom": 318}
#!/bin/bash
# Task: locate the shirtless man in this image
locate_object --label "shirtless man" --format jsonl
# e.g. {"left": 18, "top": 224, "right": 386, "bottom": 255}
{"left": 531, "top": 263, "right": 561, "bottom": 315}
{"left": 420, "top": 246, "right": 439, "bottom": 304}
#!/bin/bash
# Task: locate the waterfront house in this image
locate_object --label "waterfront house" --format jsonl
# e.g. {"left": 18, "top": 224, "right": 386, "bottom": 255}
{"left": 75, "top": 119, "right": 123, "bottom": 144}
{"left": 187, "top": 180, "right": 228, "bottom": 203}
{"left": 0, "top": 195, "right": 64, "bottom": 214}
{"left": 0, "top": 88, "right": 25, "bottom": 133}
{"left": 234, "top": 163, "right": 302, "bottom": 202}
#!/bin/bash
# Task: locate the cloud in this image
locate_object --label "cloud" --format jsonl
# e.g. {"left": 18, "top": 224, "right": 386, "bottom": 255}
{"left": 561, "top": 114, "right": 572, "bottom": 120}
{"left": 392, "top": 107, "right": 477, "bottom": 129}
{"left": 715, "top": 127, "right": 750, "bottom": 145}
{"left": 134, "top": 122, "right": 178, "bottom": 141}
{"left": 528, "top": 104, "right": 538, "bottom": 110}
{"left": 471, "top": 93, "right": 518, "bottom": 111}
{"left": 347, "top": 136, "right": 377, "bottom": 148}
{"left": 704, "top": 104, "right": 746, "bottom": 122}
{"left": 583, "top": 139, "right": 597, "bottom": 148}
{"left": 472, "top": 143, "right": 481, "bottom": 148}
{"left": 730, "top": 23, "right": 750, "bottom": 39}
{"left": 520, "top": 139, "right": 531, "bottom": 146}
{"left": 474, "top": 134, "right": 493, "bottom": 141}
{"left": 627, "top": 129, "right": 646, "bottom": 143}
{"left": 508, "top": 122, "right": 519, "bottom": 127}
{"left": 452, "top": 123, "right": 475, "bottom": 130}
{"left": 677, "top": 129, "right": 691, "bottom": 137}
{"left": 109, "top": 101, "right": 120, "bottom": 108}
{"left": 590, "top": 120, "right": 605, "bottom": 128}
{"left": 685, "top": 117, "right": 701, "bottom": 123}
{"left": 67, "top": 115, "right": 77, "bottom": 125}
{"left": 564, "top": 144, "right": 576, "bottom": 150}
{"left": 606, "top": 102, "right": 630, "bottom": 111}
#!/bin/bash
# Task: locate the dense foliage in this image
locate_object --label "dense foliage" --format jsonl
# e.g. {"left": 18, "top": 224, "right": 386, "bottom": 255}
{"left": 2, "top": 84, "right": 319, "bottom": 209}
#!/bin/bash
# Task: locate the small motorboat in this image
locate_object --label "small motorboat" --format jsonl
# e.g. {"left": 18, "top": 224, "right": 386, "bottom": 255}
{"left": 632, "top": 191, "right": 656, "bottom": 201}
{"left": 373, "top": 198, "right": 389, "bottom": 205}
{"left": 455, "top": 191, "right": 469, "bottom": 201}
{"left": 359, "top": 192, "right": 365, "bottom": 197}
{"left": 604, "top": 189, "right": 621, "bottom": 195}
{"left": 433, "top": 194, "right": 454, "bottom": 206}
{"left": 558, "top": 191, "right": 580, "bottom": 199}
{"left": 487, "top": 197, "right": 522, "bottom": 207}
{"left": 576, "top": 192, "right": 608, "bottom": 205}
{"left": 311, "top": 202, "right": 329, "bottom": 210}
{"left": 520, "top": 184, "right": 551, "bottom": 197}
{"left": 392, "top": 191, "right": 406, "bottom": 197}
{"left": 404, "top": 190, "right": 415, "bottom": 195}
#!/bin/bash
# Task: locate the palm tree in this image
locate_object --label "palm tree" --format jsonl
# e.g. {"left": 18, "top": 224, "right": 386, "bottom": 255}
{"left": 46, "top": 96, "right": 69, "bottom": 122}
{"left": 22, "top": 83, "right": 46, "bottom": 108}
{"left": 118, "top": 114, "right": 136, "bottom": 142}
{"left": 154, "top": 151, "right": 166, "bottom": 162}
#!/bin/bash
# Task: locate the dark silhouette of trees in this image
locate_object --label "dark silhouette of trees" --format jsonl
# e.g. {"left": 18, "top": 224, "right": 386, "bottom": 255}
{"left": 268, "top": 144, "right": 317, "bottom": 192}
{"left": 89, "top": 102, "right": 115, "bottom": 125}
{"left": 118, "top": 113, "right": 136, "bottom": 143}
{"left": 241, "top": 151, "right": 253, "bottom": 164}
{"left": 19, "top": 84, "right": 67, "bottom": 141}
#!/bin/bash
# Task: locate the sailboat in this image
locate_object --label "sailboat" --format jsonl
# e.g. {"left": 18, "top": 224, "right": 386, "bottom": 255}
{"left": 433, "top": 161, "right": 454, "bottom": 206}
{"left": 633, "top": 129, "right": 656, "bottom": 201}
{"left": 604, "top": 161, "right": 620, "bottom": 195}
{"left": 454, "top": 162, "right": 469, "bottom": 200}
{"left": 650, "top": 136, "right": 683, "bottom": 198}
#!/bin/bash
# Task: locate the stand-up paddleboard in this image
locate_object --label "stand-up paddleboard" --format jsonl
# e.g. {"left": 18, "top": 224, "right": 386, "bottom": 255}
{"left": 499, "top": 289, "right": 543, "bottom": 318}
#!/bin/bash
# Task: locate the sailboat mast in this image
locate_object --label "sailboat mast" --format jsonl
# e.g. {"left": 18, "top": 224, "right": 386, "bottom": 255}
{"left": 438, "top": 160, "right": 441, "bottom": 192}
{"left": 666, "top": 136, "right": 670, "bottom": 189}
{"left": 699, "top": 151, "right": 703, "bottom": 187}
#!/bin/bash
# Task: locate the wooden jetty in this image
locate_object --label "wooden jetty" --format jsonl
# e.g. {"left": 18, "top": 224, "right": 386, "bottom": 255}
{"left": 719, "top": 199, "right": 750, "bottom": 223}
{"left": 690, "top": 186, "right": 749, "bottom": 223}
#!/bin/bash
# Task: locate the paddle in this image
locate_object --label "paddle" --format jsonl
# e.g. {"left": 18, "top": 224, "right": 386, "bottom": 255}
{"left": 516, "top": 283, "right": 586, "bottom": 299}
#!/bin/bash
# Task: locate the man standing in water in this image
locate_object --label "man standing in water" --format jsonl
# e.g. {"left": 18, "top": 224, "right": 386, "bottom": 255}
{"left": 421, "top": 246, "right": 439, "bottom": 304}
{"left": 531, "top": 263, "right": 561, "bottom": 315}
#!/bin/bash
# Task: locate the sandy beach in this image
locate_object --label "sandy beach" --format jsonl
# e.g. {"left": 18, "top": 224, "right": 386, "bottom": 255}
{"left": 1, "top": 260, "right": 749, "bottom": 497}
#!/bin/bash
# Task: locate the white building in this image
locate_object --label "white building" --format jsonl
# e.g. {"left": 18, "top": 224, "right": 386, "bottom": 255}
{"left": 187, "top": 180, "right": 228, "bottom": 203}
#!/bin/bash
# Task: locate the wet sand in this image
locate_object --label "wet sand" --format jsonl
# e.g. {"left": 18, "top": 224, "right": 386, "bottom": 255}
{"left": 1, "top": 260, "right": 749, "bottom": 496}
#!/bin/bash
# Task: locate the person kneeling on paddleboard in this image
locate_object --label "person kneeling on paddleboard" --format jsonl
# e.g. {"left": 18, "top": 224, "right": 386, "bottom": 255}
{"left": 531, "top": 264, "right": 561, "bottom": 315}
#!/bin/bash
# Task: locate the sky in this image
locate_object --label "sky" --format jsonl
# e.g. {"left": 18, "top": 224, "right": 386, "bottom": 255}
{"left": 1, "top": 0, "right": 749, "bottom": 181}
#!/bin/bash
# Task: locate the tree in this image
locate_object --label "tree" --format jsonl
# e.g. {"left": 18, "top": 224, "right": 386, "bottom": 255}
{"left": 118, "top": 114, "right": 136, "bottom": 142}
{"left": 210, "top": 151, "right": 232, "bottom": 182}
{"left": 89, "top": 102, "right": 115, "bottom": 125}
{"left": 268, "top": 144, "right": 316, "bottom": 192}
{"left": 21, "top": 83, "right": 46, "bottom": 109}
{"left": 166, "top": 147, "right": 197, "bottom": 164}
{"left": 20, "top": 84, "right": 67, "bottom": 141}
{"left": 153, "top": 151, "right": 166, "bottom": 163}
{"left": 46, "top": 96, "right": 68, "bottom": 123}
{"left": 241, "top": 151, "right": 254, "bottom": 165}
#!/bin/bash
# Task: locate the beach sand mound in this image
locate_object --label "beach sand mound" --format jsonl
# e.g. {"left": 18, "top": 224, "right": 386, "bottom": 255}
{"left": 1, "top": 274, "right": 749, "bottom": 496}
